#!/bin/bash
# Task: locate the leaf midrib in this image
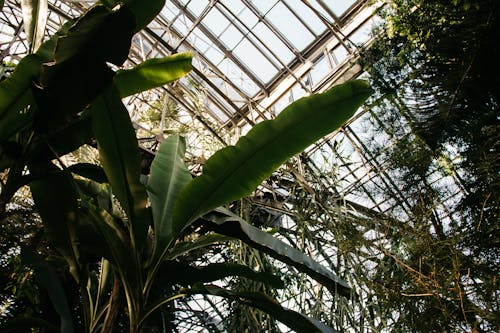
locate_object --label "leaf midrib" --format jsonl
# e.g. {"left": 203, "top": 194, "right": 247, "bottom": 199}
{"left": 181, "top": 90, "right": 364, "bottom": 225}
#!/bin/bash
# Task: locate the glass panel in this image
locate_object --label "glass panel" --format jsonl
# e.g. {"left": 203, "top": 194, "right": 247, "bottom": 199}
{"left": 349, "top": 20, "right": 373, "bottom": 46}
{"left": 203, "top": 45, "right": 225, "bottom": 65}
{"left": 186, "top": 0, "right": 209, "bottom": 16}
{"left": 232, "top": 38, "right": 278, "bottom": 83}
{"left": 190, "top": 27, "right": 212, "bottom": 53}
{"left": 325, "top": 0, "right": 356, "bottom": 16}
{"left": 266, "top": 2, "right": 315, "bottom": 51}
{"left": 252, "top": 22, "right": 294, "bottom": 64}
{"left": 160, "top": 5, "right": 180, "bottom": 21}
{"left": 204, "top": 7, "right": 230, "bottom": 36}
{"left": 236, "top": 6, "right": 259, "bottom": 28}
{"left": 248, "top": 0, "right": 278, "bottom": 15}
{"left": 290, "top": 82, "right": 307, "bottom": 101}
{"left": 171, "top": 15, "right": 193, "bottom": 36}
{"left": 220, "top": 0, "right": 245, "bottom": 14}
{"left": 284, "top": 0, "right": 327, "bottom": 35}
{"left": 220, "top": 24, "right": 244, "bottom": 50}
{"left": 309, "top": 55, "right": 330, "bottom": 86}
{"left": 218, "top": 58, "right": 260, "bottom": 96}
{"left": 332, "top": 45, "right": 349, "bottom": 64}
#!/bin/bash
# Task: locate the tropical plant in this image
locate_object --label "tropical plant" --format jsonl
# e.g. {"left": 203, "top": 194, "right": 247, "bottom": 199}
{"left": 351, "top": 0, "right": 499, "bottom": 331}
{"left": 0, "top": 0, "right": 373, "bottom": 332}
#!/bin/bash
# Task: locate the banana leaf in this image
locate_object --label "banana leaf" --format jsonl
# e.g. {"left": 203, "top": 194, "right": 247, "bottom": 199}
{"left": 147, "top": 135, "right": 191, "bottom": 258}
{"left": 0, "top": 21, "right": 72, "bottom": 142}
{"left": 172, "top": 80, "right": 373, "bottom": 236}
{"left": 28, "top": 162, "right": 81, "bottom": 283}
{"left": 21, "top": 248, "right": 75, "bottom": 333}
{"left": 114, "top": 53, "right": 192, "bottom": 97}
{"left": 156, "top": 261, "right": 284, "bottom": 289}
{"left": 91, "top": 85, "right": 150, "bottom": 251}
{"left": 204, "top": 208, "right": 351, "bottom": 297}
{"left": 165, "top": 233, "right": 233, "bottom": 260}
{"left": 184, "top": 283, "right": 339, "bottom": 333}
{"left": 68, "top": 163, "right": 108, "bottom": 184}
{"left": 101, "top": 0, "right": 165, "bottom": 31}
{"left": 37, "top": 5, "right": 135, "bottom": 134}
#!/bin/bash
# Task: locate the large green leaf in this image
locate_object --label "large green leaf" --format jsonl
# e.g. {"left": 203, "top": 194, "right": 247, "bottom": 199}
{"left": 37, "top": 5, "right": 135, "bottom": 135}
{"left": 91, "top": 85, "right": 150, "bottom": 251}
{"left": 27, "top": 114, "right": 93, "bottom": 163}
{"left": 0, "top": 317, "right": 59, "bottom": 332}
{"left": 0, "top": 55, "right": 39, "bottom": 142}
{"left": 172, "top": 80, "right": 373, "bottom": 234}
{"left": 21, "top": 0, "right": 48, "bottom": 53}
{"left": 21, "top": 248, "right": 75, "bottom": 333}
{"left": 157, "top": 261, "right": 284, "bottom": 289}
{"left": 184, "top": 283, "right": 339, "bottom": 333}
{"left": 68, "top": 163, "right": 108, "bottom": 184}
{"left": 0, "top": 21, "right": 72, "bottom": 142}
{"left": 147, "top": 135, "right": 192, "bottom": 256}
{"left": 53, "top": 5, "right": 133, "bottom": 65}
{"left": 114, "top": 53, "right": 193, "bottom": 97}
{"left": 28, "top": 162, "right": 81, "bottom": 282}
{"left": 165, "top": 233, "right": 233, "bottom": 260}
{"left": 101, "top": 0, "right": 165, "bottom": 31}
{"left": 83, "top": 205, "right": 134, "bottom": 279}
{"left": 83, "top": 203, "right": 143, "bottom": 323}
{"left": 204, "top": 208, "right": 351, "bottom": 297}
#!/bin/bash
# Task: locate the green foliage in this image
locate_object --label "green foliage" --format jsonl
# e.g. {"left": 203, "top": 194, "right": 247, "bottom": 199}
{"left": 147, "top": 135, "right": 192, "bottom": 265}
{"left": 100, "top": 0, "right": 165, "bottom": 31}
{"left": 114, "top": 53, "right": 193, "bottom": 97}
{"left": 184, "top": 283, "right": 339, "bottom": 333}
{"left": 20, "top": 248, "right": 74, "bottom": 333}
{"left": 173, "top": 80, "right": 372, "bottom": 235}
{"left": 28, "top": 162, "right": 82, "bottom": 282}
{"left": 91, "top": 85, "right": 150, "bottom": 251}
{"left": 357, "top": 0, "right": 500, "bottom": 331}
{"left": 0, "top": 1, "right": 372, "bottom": 332}
{"left": 204, "top": 207, "right": 350, "bottom": 297}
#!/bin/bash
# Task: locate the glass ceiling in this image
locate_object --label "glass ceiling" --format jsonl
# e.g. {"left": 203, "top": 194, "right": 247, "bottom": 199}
{"left": 2, "top": 1, "right": 467, "bottom": 331}
{"left": 1, "top": 0, "right": 379, "bottom": 128}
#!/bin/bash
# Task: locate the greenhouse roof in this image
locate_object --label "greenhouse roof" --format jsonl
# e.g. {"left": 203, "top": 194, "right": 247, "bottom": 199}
{"left": 0, "top": 1, "right": 468, "bottom": 331}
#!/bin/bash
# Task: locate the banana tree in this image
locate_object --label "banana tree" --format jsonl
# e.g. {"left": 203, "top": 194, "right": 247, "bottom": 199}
{"left": 0, "top": 1, "right": 373, "bottom": 332}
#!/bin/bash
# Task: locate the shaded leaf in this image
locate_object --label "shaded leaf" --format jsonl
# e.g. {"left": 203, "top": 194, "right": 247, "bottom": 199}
{"left": 21, "top": 0, "right": 48, "bottom": 53}
{"left": 0, "top": 21, "right": 73, "bottom": 142}
{"left": 204, "top": 208, "right": 351, "bottom": 297}
{"left": 68, "top": 163, "right": 108, "bottom": 184}
{"left": 0, "top": 316, "right": 59, "bottom": 332}
{"left": 77, "top": 210, "right": 112, "bottom": 261}
{"left": 114, "top": 53, "right": 192, "bottom": 97}
{"left": 85, "top": 203, "right": 137, "bottom": 280}
{"left": 28, "top": 162, "right": 81, "bottom": 282}
{"left": 166, "top": 233, "right": 233, "bottom": 260}
{"left": 147, "top": 135, "right": 191, "bottom": 256}
{"left": 21, "top": 248, "right": 75, "bottom": 333}
{"left": 28, "top": 114, "right": 93, "bottom": 163}
{"left": 75, "top": 178, "right": 112, "bottom": 212}
{"left": 36, "top": 5, "right": 135, "bottom": 134}
{"left": 91, "top": 85, "right": 150, "bottom": 250}
{"left": 83, "top": 204, "right": 143, "bottom": 324}
{"left": 53, "top": 5, "right": 133, "bottom": 65}
{"left": 101, "top": 0, "right": 165, "bottom": 31}
{"left": 0, "top": 55, "right": 40, "bottom": 142}
{"left": 184, "top": 283, "right": 339, "bottom": 333}
{"left": 157, "top": 262, "right": 284, "bottom": 289}
{"left": 173, "top": 80, "right": 373, "bottom": 234}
